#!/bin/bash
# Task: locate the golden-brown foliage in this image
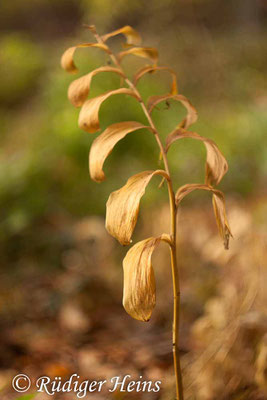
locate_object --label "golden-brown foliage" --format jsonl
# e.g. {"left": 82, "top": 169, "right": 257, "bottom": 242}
{"left": 61, "top": 22, "right": 230, "bottom": 323}
{"left": 61, "top": 25, "right": 232, "bottom": 400}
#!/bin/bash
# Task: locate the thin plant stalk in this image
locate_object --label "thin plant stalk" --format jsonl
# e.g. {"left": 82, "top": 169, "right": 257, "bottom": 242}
{"left": 91, "top": 26, "right": 184, "bottom": 400}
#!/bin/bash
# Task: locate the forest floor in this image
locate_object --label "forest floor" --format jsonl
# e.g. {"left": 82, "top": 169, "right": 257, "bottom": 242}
{"left": 0, "top": 197, "right": 266, "bottom": 400}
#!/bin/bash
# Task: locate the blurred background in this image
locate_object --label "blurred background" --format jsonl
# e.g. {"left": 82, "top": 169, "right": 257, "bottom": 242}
{"left": 1, "top": 1, "right": 267, "bottom": 399}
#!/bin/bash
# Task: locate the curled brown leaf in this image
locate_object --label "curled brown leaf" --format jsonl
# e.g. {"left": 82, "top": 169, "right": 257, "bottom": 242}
{"left": 166, "top": 128, "right": 228, "bottom": 186}
{"left": 106, "top": 170, "right": 170, "bottom": 245}
{"left": 123, "top": 237, "right": 161, "bottom": 321}
{"left": 68, "top": 67, "right": 125, "bottom": 107}
{"left": 133, "top": 65, "right": 178, "bottom": 95}
{"left": 102, "top": 25, "right": 142, "bottom": 45}
{"left": 175, "top": 183, "right": 232, "bottom": 249}
{"left": 147, "top": 94, "right": 197, "bottom": 129}
{"left": 89, "top": 121, "right": 151, "bottom": 182}
{"left": 78, "top": 88, "right": 139, "bottom": 133}
{"left": 61, "top": 43, "right": 109, "bottom": 74}
{"left": 118, "top": 47, "right": 158, "bottom": 64}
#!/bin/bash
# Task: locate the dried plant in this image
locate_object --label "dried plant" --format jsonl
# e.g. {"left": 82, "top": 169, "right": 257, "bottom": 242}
{"left": 61, "top": 25, "right": 232, "bottom": 400}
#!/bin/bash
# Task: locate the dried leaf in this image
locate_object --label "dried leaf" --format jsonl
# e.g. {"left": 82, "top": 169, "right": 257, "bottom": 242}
{"left": 123, "top": 237, "right": 161, "bottom": 321}
{"left": 68, "top": 67, "right": 125, "bottom": 107}
{"left": 176, "top": 183, "right": 213, "bottom": 203}
{"left": 166, "top": 128, "right": 228, "bottom": 185}
{"left": 212, "top": 193, "right": 232, "bottom": 250}
{"left": 106, "top": 170, "right": 169, "bottom": 245}
{"left": 118, "top": 47, "right": 158, "bottom": 63}
{"left": 147, "top": 94, "right": 197, "bottom": 129}
{"left": 175, "top": 183, "right": 232, "bottom": 249}
{"left": 78, "top": 88, "right": 139, "bottom": 133}
{"left": 205, "top": 144, "right": 228, "bottom": 186}
{"left": 61, "top": 43, "right": 109, "bottom": 74}
{"left": 102, "top": 25, "right": 142, "bottom": 45}
{"left": 89, "top": 121, "right": 150, "bottom": 182}
{"left": 133, "top": 65, "right": 178, "bottom": 95}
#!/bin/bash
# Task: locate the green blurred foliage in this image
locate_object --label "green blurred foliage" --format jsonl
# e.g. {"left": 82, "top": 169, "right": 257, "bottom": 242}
{"left": 0, "top": 0, "right": 267, "bottom": 245}
{"left": 0, "top": 33, "right": 43, "bottom": 106}
{"left": 15, "top": 394, "right": 36, "bottom": 400}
